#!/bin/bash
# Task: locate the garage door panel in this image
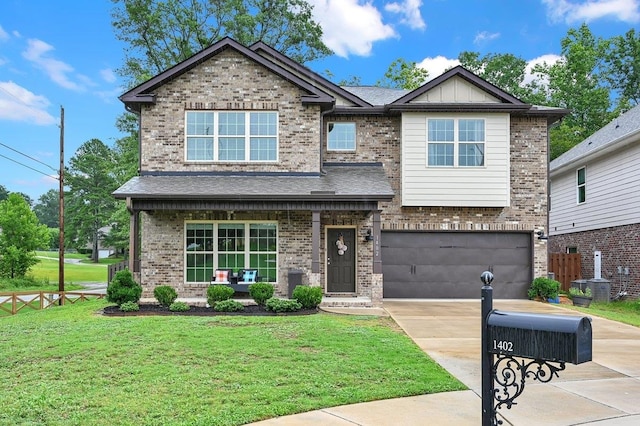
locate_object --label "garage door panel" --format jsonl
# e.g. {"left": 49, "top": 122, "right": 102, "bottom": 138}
{"left": 382, "top": 232, "right": 532, "bottom": 299}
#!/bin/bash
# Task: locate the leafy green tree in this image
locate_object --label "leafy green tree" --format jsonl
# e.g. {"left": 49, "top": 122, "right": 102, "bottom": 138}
{"left": 111, "top": 0, "right": 331, "bottom": 86}
{"left": 65, "top": 139, "right": 119, "bottom": 262}
{"left": 0, "top": 194, "right": 49, "bottom": 278}
{"left": 603, "top": 28, "right": 640, "bottom": 109}
{"left": 377, "top": 58, "right": 429, "bottom": 90}
{"left": 33, "top": 189, "right": 60, "bottom": 228}
{"left": 0, "top": 185, "right": 8, "bottom": 202}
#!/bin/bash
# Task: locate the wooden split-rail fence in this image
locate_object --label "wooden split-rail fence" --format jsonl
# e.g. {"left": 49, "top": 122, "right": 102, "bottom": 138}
{"left": 0, "top": 291, "right": 106, "bottom": 316}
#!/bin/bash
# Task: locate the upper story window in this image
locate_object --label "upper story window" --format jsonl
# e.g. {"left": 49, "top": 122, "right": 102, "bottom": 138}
{"left": 577, "top": 167, "right": 586, "bottom": 204}
{"left": 186, "top": 111, "right": 278, "bottom": 162}
{"left": 427, "top": 118, "right": 485, "bottom": 167}
{"left": 327, "top": 122, "right": 356, "bottom": 151}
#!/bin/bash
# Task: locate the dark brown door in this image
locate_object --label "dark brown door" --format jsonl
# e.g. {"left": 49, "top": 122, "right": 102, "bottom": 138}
{"left": 327, "top": 228, "right": 356, "bottom": 293}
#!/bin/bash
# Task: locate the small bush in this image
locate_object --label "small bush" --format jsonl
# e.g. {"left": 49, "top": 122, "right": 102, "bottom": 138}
{"left": 107, "top": 270, "right": 142, "bottom": 306}
{"left": 213, "top": 299, "right": 245, "bottom": 312}
{"left": 119, "top": 301, "right": 139, "bottom": 312}
{"left": 292, "top": 285, "right": 323, "bottom": 309}
{"left": 207, "top": 285, "right": 234, "bottom": 306}
{"left": 265, "top": 297, "right": 302, "bottom": 313}
{"left": 249, "top": 282, "right": 274, "bottom": 306}
{"left": 527, "top": 277, "right": 560, "bottom": 300}
{"left": 169, "top": 301, "right": 191, "bottom": 312}
{"left": 569, "top": 286, "right": 592, "bottom": 298}
{"left": 154, "top": 285, "right": 178, "bottom": 307}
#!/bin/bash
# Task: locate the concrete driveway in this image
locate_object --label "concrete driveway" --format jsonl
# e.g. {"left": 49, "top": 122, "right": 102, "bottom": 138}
{"left": 384, "top": 299, "right": 640, "bottom": 425}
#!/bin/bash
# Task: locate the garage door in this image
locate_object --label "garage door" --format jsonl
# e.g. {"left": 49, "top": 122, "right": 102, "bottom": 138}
{"left": 382, "top": 232, "right": 532, "bottom": 299}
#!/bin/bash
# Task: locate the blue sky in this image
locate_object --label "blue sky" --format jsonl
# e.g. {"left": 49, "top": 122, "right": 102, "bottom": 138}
{"left": 1, "top": 0, "right": 638, "bottom": 203}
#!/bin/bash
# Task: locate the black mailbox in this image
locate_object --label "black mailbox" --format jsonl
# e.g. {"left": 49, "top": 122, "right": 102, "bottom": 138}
{"left": 487, "top": 310, "right": 592, "bottom": 364}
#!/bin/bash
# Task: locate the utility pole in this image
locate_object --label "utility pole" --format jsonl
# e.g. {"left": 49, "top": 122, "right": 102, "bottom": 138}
{"left": 59, "top": 106, "right": 65, "bottom": 295}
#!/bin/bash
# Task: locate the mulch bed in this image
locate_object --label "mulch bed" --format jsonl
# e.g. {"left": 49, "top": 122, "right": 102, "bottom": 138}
{"left": 102, "top": 304, "right": 319, "bottom": 317}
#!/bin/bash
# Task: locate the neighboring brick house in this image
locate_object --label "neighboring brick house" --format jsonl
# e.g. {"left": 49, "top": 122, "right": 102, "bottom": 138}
{"left": 114, "top": 38, "right": 567, "bottom": 306}
{"left": 549, "top": 105, "right": 640, "bottom": 299}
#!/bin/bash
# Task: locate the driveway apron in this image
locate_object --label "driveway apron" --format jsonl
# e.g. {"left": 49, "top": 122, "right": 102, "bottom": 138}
{"left": 384, "top": 299, "right": 640, "bottom": 426}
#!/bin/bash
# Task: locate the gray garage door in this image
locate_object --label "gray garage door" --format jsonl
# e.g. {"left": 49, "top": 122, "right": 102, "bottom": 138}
{"left": 382, "top": 232, "right": 532, "bottom": 299}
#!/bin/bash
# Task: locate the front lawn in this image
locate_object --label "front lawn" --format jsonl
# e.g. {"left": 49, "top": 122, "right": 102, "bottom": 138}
{"left": 0, "top": 301, "right": 465, "bottom": 426}
{"left": 571, "top": 299, "right": 640, "bottom": 327}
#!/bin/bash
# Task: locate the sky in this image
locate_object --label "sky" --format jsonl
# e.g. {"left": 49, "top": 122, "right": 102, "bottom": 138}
{"left": 1, "top": 0, "right": 639, "bottom": 203}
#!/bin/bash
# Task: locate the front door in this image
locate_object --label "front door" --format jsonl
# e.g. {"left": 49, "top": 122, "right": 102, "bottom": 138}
{"left": 327, "top": 228, "right": 356, "bottom": 293}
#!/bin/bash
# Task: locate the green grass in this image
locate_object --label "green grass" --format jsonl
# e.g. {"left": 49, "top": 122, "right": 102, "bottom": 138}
{"left": 30, "top": 252, "right": 113, "bottom": 284}
{"left": 0, "top": 301, "right": 465, "bottom": 426}
{"left": 569, "top": 299, "right": 640, "bottom": 327}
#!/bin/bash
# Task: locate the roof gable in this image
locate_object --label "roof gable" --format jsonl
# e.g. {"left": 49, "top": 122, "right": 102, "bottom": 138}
{"left": 120, "top": 37, "right": 334, "bottom": 112}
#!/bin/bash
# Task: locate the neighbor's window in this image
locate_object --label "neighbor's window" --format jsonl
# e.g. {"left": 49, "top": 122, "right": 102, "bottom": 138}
{"left": 185, "top": 222, "right": 277, "bottom": 283}
{"left": 186, "top": 111, "right": 277, "bottom": 161}
{"left": 427, "top": 118, "right": 485, "bottom": 167}
{"left": 327, "top": 122, "right": 356, "bottom": 151}
{"left": 577, "top": 167, "right": 586, "bottom": 204}
{"left": 567, "top": 247, "right": 578, "bottom": 254}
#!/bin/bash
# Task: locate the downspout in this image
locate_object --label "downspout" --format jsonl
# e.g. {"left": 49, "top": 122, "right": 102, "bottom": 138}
{"left": 124, "top": 104, "right": 142, "bottom": 274}
{"left": 320, "top": 103, "right": 335, "bottom": 175}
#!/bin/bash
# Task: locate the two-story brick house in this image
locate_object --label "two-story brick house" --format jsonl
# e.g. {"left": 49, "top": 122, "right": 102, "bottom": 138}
{"left": 114, "top": 38, "right": 567, "bottom": 306}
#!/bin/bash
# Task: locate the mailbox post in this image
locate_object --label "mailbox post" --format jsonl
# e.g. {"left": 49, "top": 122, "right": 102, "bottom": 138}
{"left": 480, "top": 271, "right": 592, "bottom": 425}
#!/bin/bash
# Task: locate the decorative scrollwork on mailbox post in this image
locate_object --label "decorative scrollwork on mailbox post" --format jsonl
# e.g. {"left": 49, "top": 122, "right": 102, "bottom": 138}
{"left": 481, "top": 271, "right": 592, "bottom": 426}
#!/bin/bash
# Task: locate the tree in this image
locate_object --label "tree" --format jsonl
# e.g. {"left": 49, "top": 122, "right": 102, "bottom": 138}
{"left": 0, "top": 194, "right": 49, "bottom": 278}
{"left": 603, "top": 29, "right": 640, "bottom": 110}
{"left": 111, "top": 0, "right": 332, "bottom": 86}
{"left": 33, "top": 189, "right": 60, "bottom": 228}
{"left": 0, "top": 185, "right": 8, "bottom": 202}
{"left": 65, "top": 139, "right": 119, "bottom": 262}
{"left": 377, "top": 58, "right": 429, "bottom": 90}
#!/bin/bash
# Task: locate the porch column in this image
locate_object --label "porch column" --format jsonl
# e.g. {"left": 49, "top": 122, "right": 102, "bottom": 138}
{"left": 126, "top": 197, "right": 140, "bottom": 273}
{"left": 373, "top": 210, "right": 382, "bottom": 274}
{"left": 312, "top": 210, "right": 320, "bottom": 273}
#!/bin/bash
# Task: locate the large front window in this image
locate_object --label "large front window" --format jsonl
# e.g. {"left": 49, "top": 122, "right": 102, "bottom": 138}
{"left": 427, "top": 118, "right": 485, "bottom": 167}
{"left": 185, "top": 222, "right": 277, "bottom": 283}
{"left": 186, "top": 111, "right": 278, "bottom": 161}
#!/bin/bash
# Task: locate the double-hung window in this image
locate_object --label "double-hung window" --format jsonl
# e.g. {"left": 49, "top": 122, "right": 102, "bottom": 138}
{"left": 427, "top": 118, "right": 485, "bottom": 167}
{"left": 577, "top": 167, "right": 586, "bottom": 204}
{"left": 327, "top": 122, "right": 356, "bottom": 151}
{"left": 185, "top": 222, "right": 278, "bottom": 283}
{"left": 186, "top": 111, "right": 278, "bottom": 161}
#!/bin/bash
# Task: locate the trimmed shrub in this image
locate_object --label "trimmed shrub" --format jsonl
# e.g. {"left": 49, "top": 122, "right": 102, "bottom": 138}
{"left": 169, "top": 301, "right": 190, "bottom": 312}
{"left": 292, "top": 285, "right": 323, "bottom": 309}
{"left": 107, "top": 270, "right": 142, "bottom": 306}
{"left": 265, "top": 297, "right": 302, "bottom": 313}
{"left": 249, "top": 282, "right": 274, "bottom": 306}
{"left": 154, "top": 285, "right": 178, "bottom": 308}
{"left": 119, "top": 301, "right": 139, "bottom": 312}
{"left": 527, "top": 277, "right": 560, "bottom": 300}
{"left": 213, "top": 299, "right": 245, "bottom": 312}
{"left": 207, "top": 285, "right": 234, "bottom": 306}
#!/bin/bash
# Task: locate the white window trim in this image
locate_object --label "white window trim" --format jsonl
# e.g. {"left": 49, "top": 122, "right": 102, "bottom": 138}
{"left": 185, "top": 111, "right": 279, "bottom": 162}
{"left": 184, "top": 220, "right": 279, "bottom": 284}
{"left": 576, "top": 166, "right": 586, "bottom": 204}
{"left": 327, "top": 122, "right": 356, "bottom": 152}
{"left": 426, "top": 117, "right": 486, "bottom": 168}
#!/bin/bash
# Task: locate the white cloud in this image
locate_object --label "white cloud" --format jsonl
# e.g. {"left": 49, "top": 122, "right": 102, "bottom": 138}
{"left": 474, "top": 31, "right": 500, "bottom": 45}
{"left": 308, "top": 0, "right": 397, "bottom": 57}
{"left": 385, "top": 0, "right": 426, "bottom": 30}
{"left": 22, "top": 38, "right": 91, "bottom": 92}
{"left": 100, "top": 68, "right": 117, "bottom": 84}
{"left": 0, "top": 25, "right": 9, "bottom": 42}
{"left": 0, "top": 81, "right": 57, "bottom": 125}
{"left": 524, "top": 53, "right": 563, "bottom": 85}
{"left": 543, "top": 0, "right": 640, "bottom": 23}
{"left": 416, "top": 56, "right": 460, "bottom": 80}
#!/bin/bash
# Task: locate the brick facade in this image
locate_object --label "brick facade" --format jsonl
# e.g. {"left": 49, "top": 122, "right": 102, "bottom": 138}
{"left": 549, "top": 224, "right": 640, "bottom": 298}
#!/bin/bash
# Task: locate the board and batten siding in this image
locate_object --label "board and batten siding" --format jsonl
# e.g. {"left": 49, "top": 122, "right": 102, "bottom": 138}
{"left": 550, "top": 142, "right": 640, "bottom": 235}
{"left": 401, "top": 112, "right": 510, "bottom": 207}
{"left": 410, "top": 76, "right": 501, "bottom": 103}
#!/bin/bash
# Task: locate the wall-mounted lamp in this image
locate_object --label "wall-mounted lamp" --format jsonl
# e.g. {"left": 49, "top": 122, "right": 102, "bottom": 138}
{"left": 364, "top": 229, "right": 374, "bottom": 242}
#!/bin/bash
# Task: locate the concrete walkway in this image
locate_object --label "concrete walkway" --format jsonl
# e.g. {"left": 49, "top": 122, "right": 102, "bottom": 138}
{"left": 250, "top": 299, "right": 640, "bottom": 425}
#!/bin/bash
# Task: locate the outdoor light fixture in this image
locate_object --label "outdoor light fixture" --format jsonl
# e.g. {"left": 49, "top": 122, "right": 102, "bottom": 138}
{"left": 364, "top": 228, "right": 373, "bottom": 242}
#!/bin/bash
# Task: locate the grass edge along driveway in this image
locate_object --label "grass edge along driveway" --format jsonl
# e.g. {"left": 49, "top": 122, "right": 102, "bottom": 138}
{"left": 0, "top": 300, "right": 465, "bottom": 426}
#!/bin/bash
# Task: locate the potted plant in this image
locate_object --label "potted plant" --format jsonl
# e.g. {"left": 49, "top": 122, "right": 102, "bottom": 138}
{"left": 569, "top": 286, "right": 593, "bottom": 307}
{"left": 527, "top": 277, "right": 560, "bottom": 302}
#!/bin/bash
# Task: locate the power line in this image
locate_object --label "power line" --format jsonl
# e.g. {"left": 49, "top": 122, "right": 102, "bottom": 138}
{"left": 0, "top": 153, "right": 59, "bottom": 180}
{"left": 0, "top": 142, "right": 58, "bottom": 172}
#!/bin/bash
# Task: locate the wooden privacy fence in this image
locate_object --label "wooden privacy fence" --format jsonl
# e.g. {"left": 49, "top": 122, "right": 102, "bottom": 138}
{"left": 549, "top": 253, "right": 582, "bottom": 291}
{"left": 108, "top": 260, "right": 128, "bottom": 283}
{"left": 0, "top": 291, "right": 105, "bottom": 316}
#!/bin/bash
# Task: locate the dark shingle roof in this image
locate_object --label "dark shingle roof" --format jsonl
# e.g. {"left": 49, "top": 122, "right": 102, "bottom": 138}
{"left": 113, "top": 164, "right": 394, "bottom": 201}
{"left": 550, "top": 105, "right": 640, "bottom": 172}
{"left": 341, "top": 86, "right": 409, "bottom": 105}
